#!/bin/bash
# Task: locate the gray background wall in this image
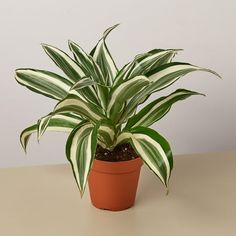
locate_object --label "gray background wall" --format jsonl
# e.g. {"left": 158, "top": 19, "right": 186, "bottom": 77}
{"left": 0, "top": 0, "right": 235, "bottom": 167}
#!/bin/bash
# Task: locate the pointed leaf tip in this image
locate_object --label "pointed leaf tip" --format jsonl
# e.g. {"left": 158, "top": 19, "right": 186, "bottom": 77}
{"left": 166, "top": 187, "right": 169, "bottom": 196}
{"left": 80, "top": 189, "right": 85, "bottom": 198}
{"left": 103, "top": 24, "right": 120, "bottom": 39}
{"left": 204, "top": 68, "right": 222, "bottom": 79}
{"left": 68, "top": 40, "right": 77, "bottom": 49}
{"left": 41, "top": 43, "right": 48, "bottom": 49}
{"left": 20, "top": 142, "right": 27, "bottom": 154}
{"left": 199, "top": 92, "right": 206, "bottom": 97}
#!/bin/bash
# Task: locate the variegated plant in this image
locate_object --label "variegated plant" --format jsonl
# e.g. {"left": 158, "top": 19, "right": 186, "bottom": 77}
{"left": 16, "top": 24, "right": 220, "bottom": 195}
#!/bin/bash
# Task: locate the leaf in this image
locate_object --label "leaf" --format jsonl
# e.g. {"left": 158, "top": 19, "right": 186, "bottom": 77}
{"left": 116, "top": 127, "right": 173, "bottom": 187}
{"left": 113, "top": 49, "right": 180, "bottom": 86}
{"left": 128, "top": 49, "right": 181, "bottom": 78}
{"left": 125, "top": 89, "right": 204, "bottom": 129}
{"left": 20, "top": 113, "right": 81, "bottom": 152}
{"left": 69, "top": 77, "right": 98, "bottom": 91}
{"left": 146, "top": 48, "right": 181, "bottom": 69}
{"left": 107, "top": 75, "right": 150, "bottom": 121}
{"left": 146, "top": 62, "right": 221, "bottom": 90}
{"left": 97, "top": 119, "right": 116, "bottom": 148}
{"left": 53, "top": 94, "right": 106, "bottom": 123}
{"left": 69, "top": 40, "right": 109, "bottom": 108}
{"left": 37, "top": 114, "right": 115, "bottom": 151}
{"left": 120, "top": 62, "right": 221, "bottom": 123}
{"left": 42, "top": 44, "right": 102, "bottom": 106}
{"left": 15, "top": 69, "right": 75, "bottom": 100}
{"left": 42, "top": 44, "right": 85, "bottom": 83}
{"left": 113, "top": 61, "right": 136, "bottom": 86}
{"left": 37, "top": 112, "right": 83, "bottom": 140}
{"left": 90, "top": 24, "right": 119, "bottom": 86}
{"left": 37, "top": 113, "right": 53, "bottom": 140}
{"left": 66, "top": 121, "right": 99, "bottom": 195}
{"left": 68, "top": 40, "right": 104, "bottom": 83}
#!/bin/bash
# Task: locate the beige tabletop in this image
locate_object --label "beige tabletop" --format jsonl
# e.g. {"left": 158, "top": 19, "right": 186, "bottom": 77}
{"left": 0, "top": 151, "right": 236, "bottom": 236}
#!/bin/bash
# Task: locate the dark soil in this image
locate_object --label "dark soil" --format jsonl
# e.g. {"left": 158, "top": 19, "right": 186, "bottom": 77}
{"left": 95, "top": 143, "right": 138, "bottom": 162}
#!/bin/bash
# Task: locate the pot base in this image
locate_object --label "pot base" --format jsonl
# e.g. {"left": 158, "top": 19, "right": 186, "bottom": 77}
{"left": 90, "top": 202, "right": 134, "bottom": 212}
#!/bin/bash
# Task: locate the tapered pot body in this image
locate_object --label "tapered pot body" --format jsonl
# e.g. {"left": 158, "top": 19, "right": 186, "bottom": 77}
{"left": 88, "top": 157, "right": 143, "bottom": 211}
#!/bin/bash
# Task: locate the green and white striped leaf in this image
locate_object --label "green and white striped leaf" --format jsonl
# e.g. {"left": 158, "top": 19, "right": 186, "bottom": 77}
{"left": 125, "top": 89, "right": 204, "bottom": 129}
{"left": 97, "top": 119, "right": 116, "bottom": 148}
{"left": 42, "top": 44, "right": 101, "bottom": 106}
{"left": 20, "top": 124, "right": 38, "bottom": 153}
{"left": 20, "top": 113, "right": 81, "bottom": 153}
{"left": 69, "top": 77, "right": 97, "bottom": 91}
{"left": 128, "top": 49, "right": 180, "bottom": 79}
{"left": 37, "top": 112, "right": 83, "bottom": 140}
{"left": 113, "top": 49, "right": 180, "bottom": 86}
{"left": 37, "top": 113, "right": 52, "bottom": 140}
{"left": 69, "top": 77, "right": 111, "bottom": 91}
{"left": 54, "top": 94, "right": 106, "bottom": 123}
{"left": 119, "top": 62, "right": 221, "bottom": 123}
{"left": 15, "top": 69, "right": 74, "bottom": 100}
{"left": 145, "top": 48, "right": 180, "bottom": 69}
{"left": 38, "top": 113, "right": 115, "bottom": 149}
{"left": 42, "top": 44, "right": 85, "bottom": 83}
{"left": 66, "top": 122, "right": 99, "bottom": 195}
{"left": 116, "top": 127, "right": 173, "bottom": 187}
{"left": 146, "top": 62, "right": 221, "bottom": 91}
{"left": 69, "top": 40, "right": 108, "bottom": 108}
{"left": 107, "top": 75, "right": 150, "bottom": 121}
{"left": 113, "top": 61, "right": 136, "bottom": 87}
{"left": 68, "top": 40, "right": 105, "bottom": 84}
{"left": 71, "top": 86, "right": 100, "bottom": 107}
{"left": 90, "top": 24, "right": 119, "bottom": 86}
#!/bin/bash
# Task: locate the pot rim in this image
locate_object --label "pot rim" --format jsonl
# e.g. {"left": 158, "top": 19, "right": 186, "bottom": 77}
{"left": 91, "top": 157, "right": 143, "bottom": 174}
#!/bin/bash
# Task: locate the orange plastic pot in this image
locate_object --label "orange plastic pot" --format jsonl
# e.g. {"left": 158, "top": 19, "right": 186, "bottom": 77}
{"left": 88, "top": 157, "right": 143, "bottom": 211}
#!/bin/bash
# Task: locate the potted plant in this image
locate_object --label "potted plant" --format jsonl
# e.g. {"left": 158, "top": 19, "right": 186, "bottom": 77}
{"left": 15, "top": 24, "right": 220, "bottom": 211}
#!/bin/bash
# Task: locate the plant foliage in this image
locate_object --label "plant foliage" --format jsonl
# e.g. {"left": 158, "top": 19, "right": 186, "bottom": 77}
{"left": 16, "top": 24, "right": 220, "bottom": 195}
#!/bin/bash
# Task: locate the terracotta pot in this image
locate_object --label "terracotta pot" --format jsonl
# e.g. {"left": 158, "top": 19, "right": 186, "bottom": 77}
{"left": 88, "top": 157, "right": 143, "bottom": 211}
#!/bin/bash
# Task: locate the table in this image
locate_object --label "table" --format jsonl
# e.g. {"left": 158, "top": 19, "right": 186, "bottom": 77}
{"left": 0, "top": 151, "right": 235, "bottom": 236}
